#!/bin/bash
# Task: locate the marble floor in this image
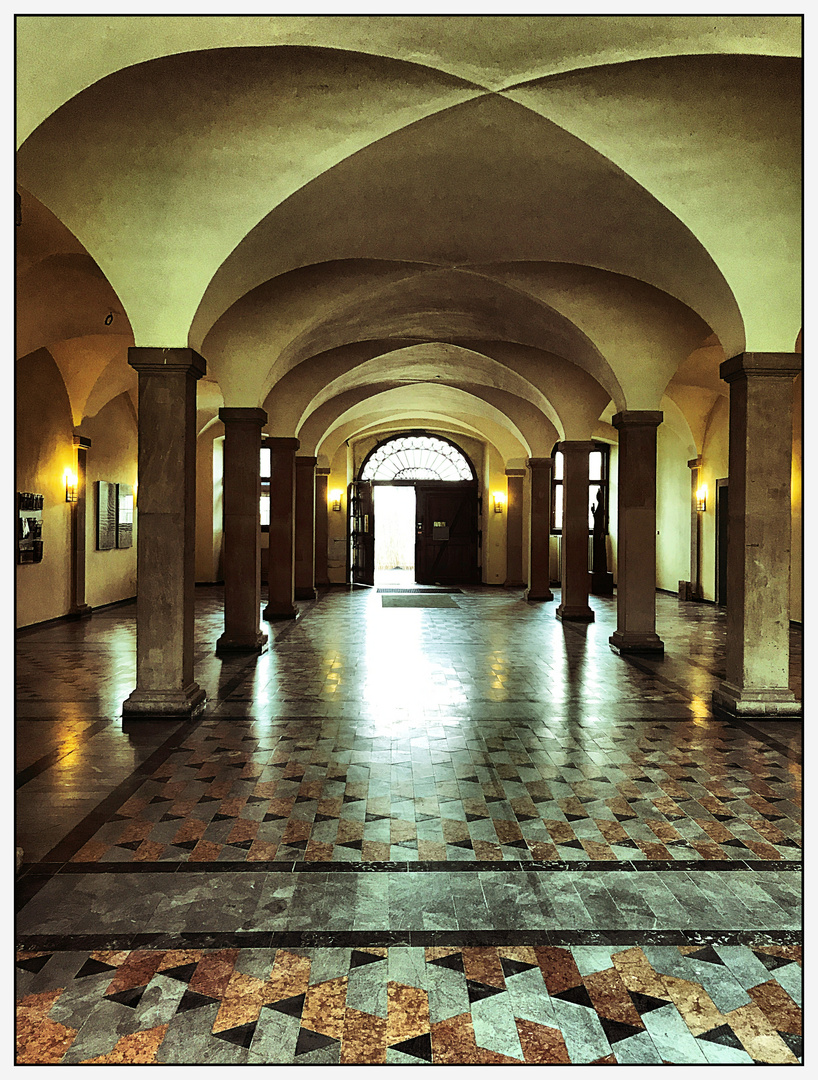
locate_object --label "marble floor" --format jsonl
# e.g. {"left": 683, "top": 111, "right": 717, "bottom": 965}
{"left": 16, "top": 584, "right": 803, "bottom": 1064}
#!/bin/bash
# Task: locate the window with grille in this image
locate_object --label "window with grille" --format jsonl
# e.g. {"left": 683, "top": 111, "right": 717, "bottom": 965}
{"left": 551, "top": 443, "right": 610, "bottom": 533}
{"left": 360, "top": 434, "right": 475, "bottom": 481}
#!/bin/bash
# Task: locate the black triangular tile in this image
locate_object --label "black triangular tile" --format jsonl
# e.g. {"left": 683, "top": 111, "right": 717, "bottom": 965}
{"left": 365, "top": 813, "right": 390, "bottom": 822}
{"left": 598, "top": 1017, "right": 645, "bottom": 1044}
{"left": 212, "top": 813, "right": 236, "bottom": 822}
{"left": 556, "top": 839, "right": 584, "bottom": 849}
{"left": 502, "top": 839, "right": 529, "bottom": 850}
{"left": 229, "top": 839, "right": 254, "bottom": 850}
{"left": 712, "top": 814, "right": 734, "bottom": 822}
{"left": 485, "top": 796, "right": 506, "bottom": 803}
{"left": 629, "top": 990, "right": 668, "bottom": 1015}
{"left": 106, "top": 985, "right": 146, "bottom": 1009}
{"left": 17, "top": 954, "right": 52, "bottom": 974}
{"left": 214, "top": 1021, "right": 256, "bottom": 1049}
{"left": 263, "top": 812, "right": 287, "bottom": 822}
{"left": 459, "top": 775, "right": 480, "bottom": 784}
{"left": 110, "top": 813, "right": 130, "bottom": 822}
{"left": 266, "top": 992, "right": 306, "bottom": 1018}
{"left": 313, "top": 813, "right": 337, "bottom": 823}
{"left": 429, "top": 952, "right": 464, "bottom": 973}
{"left": 447, "top": 839, "right": 473, "bottom": 850}
{"left": 117, "top": 840, "right": 143, "bottom": 851}
{"left": 177, "top": 988, "right": 219, "bottom": 1013}
{"left": 415, "top": 813, "right": 437, "bottom": 822}
{"left": 722, "top": 838, "right": 748, "bottom": 848}
{"left": 466, "top": 812, "right": 489, "bottom": 822}
{"left": 160, "top": 813, "right": 184, "bottom": 822}
{"left": 198, "top": 795, "right": 220, "bottom": 803}
{"left": 295, "top": 795, "right": 316, "bottom": 804}
{"left": 613, "top": 814, "right": 637, "bottom": 822}
{"left": 779, "top": 1031, "right": 803, "bottom": 1060}
{"left": 282, "top": 838, "right": 308, "bottom": 850}
{"left": 246, "top": 795, "right": 266, "bottom": 803}
{"left": 337, "top": 839, "right": 363, "bottom": 850}
{"left": 777, "top": 838, "right": 801, "bottom": 848}
{"left": 514, "top": 812, "right": 539, "bottom": 822}
{"left": 696, "top": 1023, "right": 745, "bottom": 1050}
{"left": 686, "top": 945, "right": 726, "bottom": 966}
{"left": 350, "top": 950, "right": 385, "bottom": 969}
{"left": 162, "top": 962, "right": 198, "bottom": 983}
{"left": 150, "top": 795, "right": 172, "bottom": 804}
{"left": 174, "top": 840, "right": 199, "bottom": 851}
{"left": 751, "top": 949, "right": 792, "bottom": 972}
{"left": 295, "top": 1027, "right": 339, "bottom": 1056}
{"left": 467, "top": 980, "right": 505, "bottom": 1005}
{"left": 552, "top": 983, "right": 594, "bottom": 1008}
{"left": 500, "top": 957, "right": 537, "bottom": 979}
{"left": 343, "top": 794, "right": 364, "bottom": 803}
{"left": 390, "top": 1032, "right": 432, "bottom": 1062}
{"left": 563, "top": 813, "right": 589, "bottom": 822}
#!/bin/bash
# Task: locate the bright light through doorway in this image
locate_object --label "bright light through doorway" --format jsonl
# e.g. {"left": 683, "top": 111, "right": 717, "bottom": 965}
{"left": 374, "top": 486, "right": 416, "bottom": 587}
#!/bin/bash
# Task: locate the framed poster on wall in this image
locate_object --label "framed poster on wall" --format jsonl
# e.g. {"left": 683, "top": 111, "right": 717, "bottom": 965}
{"left": 96, "top": 481, "right": 117, "bottom": 550}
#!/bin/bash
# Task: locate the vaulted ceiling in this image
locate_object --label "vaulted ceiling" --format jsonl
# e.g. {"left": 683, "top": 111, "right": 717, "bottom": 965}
{"left": 16, "top": 15, "right": 802, "bottom": 462}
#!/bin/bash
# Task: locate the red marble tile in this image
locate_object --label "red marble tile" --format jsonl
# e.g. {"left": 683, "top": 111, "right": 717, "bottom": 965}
{"left": 583, "top": 967, "right": 645, "bottom": 1028}
{"left": 533, "top": 947, "right": 583, "bottom": 995}
{"left": 189, "top": 950, "right": 240, "bottom": 998}
{"left": 81, "top": 1024, "right": 169, "bottom": 1063}
{"left": 16, "top": 989, "right": 76, "bottom": 1064}
{"left": 263, "top": 950, "right": 311, "bottom": 1004}
{"left": 431, "top": 1012, "right": 522, "bottom": 1064}
{"left": 746, "top": 982, "right": 802, "bottom": 1035}
{"left": 461, "top": 947, "right": 505, "bottom": 988}
{"left": 105, "top": 951, "right": 165, "bottom": 995}
{"left": 301, "top": 976, "right": 348, "bottom": 1040}
{"left": 188, "top": 840, "right": 223, "bottom": 861}
{"left": 227, "top": 818, "right": 260, "bottom": 845}
{"left": 341, "top": 1007, "right": 387, "bottom": 1064}
{"left": 386, "top": 981, "right": 430, "bottom": 1044}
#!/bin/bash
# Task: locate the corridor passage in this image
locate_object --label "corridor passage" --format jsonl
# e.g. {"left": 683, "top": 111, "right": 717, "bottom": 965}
{"left": 16, "top": 586, "right": 802, "bottom": 1064}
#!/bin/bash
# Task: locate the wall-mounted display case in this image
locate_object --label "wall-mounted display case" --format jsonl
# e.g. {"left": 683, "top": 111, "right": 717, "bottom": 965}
{"left": 17, "top": 492, "right": 44, "bottom": 563}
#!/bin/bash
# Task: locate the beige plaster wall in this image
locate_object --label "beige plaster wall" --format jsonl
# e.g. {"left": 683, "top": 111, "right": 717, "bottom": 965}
{"left": 195, "top": 427, "right": 224, "bottom": 582}
{"left": 83, "top": 393, "right": 138, "bottom": 608}
{"left": 790, "top": 375, "right": 802, "bottom": 622}
{"left": 655, "top": 424, "right": 692, "bottom": 593}
{"left": 699, "top": 396, "right": 729, "bottom": 602}
{"left": 484, "top": 445, "right": 507, "bottom": 584}
{"left": 327, "top": 443, "right": 349, "bottom": 583}
{"left": 15, "top": 350, "right": 74, "bottom": 626}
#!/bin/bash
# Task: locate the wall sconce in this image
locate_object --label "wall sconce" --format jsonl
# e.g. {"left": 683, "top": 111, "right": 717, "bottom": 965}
{"left": 492, "top": 491, "right": 505, "bottom": 514}
{"left": 330, "top": 489, "right": 342, "bottom": 511}
{"left": 64, "top": 467, "right": 78, "bottom": 503}
{"left": 696, "top": 484, "right": 707, "bottom": 512}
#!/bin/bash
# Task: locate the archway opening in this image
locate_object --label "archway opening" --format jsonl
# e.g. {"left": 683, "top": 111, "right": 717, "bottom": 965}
{"left": 373, "top": 485, "right": 416, "bottom": 588}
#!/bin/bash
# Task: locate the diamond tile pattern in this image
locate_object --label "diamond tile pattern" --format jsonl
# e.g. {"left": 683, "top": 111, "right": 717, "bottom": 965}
{"left": 16, "top": 943, "right": 801, "bottom": 1064}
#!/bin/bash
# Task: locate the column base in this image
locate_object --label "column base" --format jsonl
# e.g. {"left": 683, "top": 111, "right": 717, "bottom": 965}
{"left": 264, "top": 603, "right": 297, "bottom": 620}
{"left": 294, "top": 586, "right": 317, "bottom": 600}
{"left": 216, "top": 631, "right": 268, "bottom": 655}
{"left": 122, "top": 683, "right": 207, "bottom": 721}
{"left": 609, "top": 630, "right": 664, "bottom": 654}
{"left": 556, "top": 604, "right": 595, "bottom": 622}
{"left": 712, "top": 682, "right": 802, "bottom": 718}
{"left": 66, "top": 604, "right": 93, "bottom": 620}
{"left": 525, "top": 588, "right": 554, "bottom": 602}
{"left": 503, "top": 579, "right": 527, "bottom": 589}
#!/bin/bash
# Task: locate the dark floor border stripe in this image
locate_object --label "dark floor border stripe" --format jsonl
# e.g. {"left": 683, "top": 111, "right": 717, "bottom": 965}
{"left": 20, "top": 858, "right": 802, "bottom": 877}
{"left": 15, "top": 720, "right": 112, "bottom": 789}
{"left": 16, "top": 929, "right": 803, "bottom": 953}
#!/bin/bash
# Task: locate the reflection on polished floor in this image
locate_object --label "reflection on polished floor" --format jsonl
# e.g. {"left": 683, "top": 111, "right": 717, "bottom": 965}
{"left": 16, "top": 585, "right": 802, "bottom": 1064}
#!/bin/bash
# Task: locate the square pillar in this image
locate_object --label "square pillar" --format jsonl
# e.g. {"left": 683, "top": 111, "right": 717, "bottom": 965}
{"left": 216, "top": 407, "right": 268, "bottom": 654}
{"left": 123, "top": 348, "right": 206, "bottom": 720}
{"left": 556, "top": 441, "right": 594, "bottom": 622}
{"left": 609, "top": 412, "right": 664, "bottom": 654}
{"left": 525, "top": 457, "right": 553, "bottom": 601}
{"left": 264, "top": 437, "right": 299, "bottom": 619}
{"left": 314, "top": 467, "right": 331, "bottom": 587}
{"left": 503, "top": 469, "right": 526, "bottom": 588}
{"left": 712, "top": 353, "right": 801, "bottom": 718}
{"left": 295, "top": 455, "right": 318, "bottom": 600}
{"left": 67, "top": 435, "right": 92, "bottom": 618}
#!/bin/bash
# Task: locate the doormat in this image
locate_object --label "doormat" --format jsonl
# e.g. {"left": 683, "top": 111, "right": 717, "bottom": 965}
{"left": 377, "top": 588, "right": 463, "bottom": 594}
{"left": 381, "top": 594, "right": 460, "bottom": 608}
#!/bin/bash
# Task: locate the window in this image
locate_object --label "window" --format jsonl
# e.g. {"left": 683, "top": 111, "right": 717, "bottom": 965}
{"left": 260, "top": 443, "right": 271, "bottom": 530}
{"left": 360, "top": 433, "right": 475, "bottom": 482}
{"left": 551, "top": 442, "right": 609, "bottom": 533}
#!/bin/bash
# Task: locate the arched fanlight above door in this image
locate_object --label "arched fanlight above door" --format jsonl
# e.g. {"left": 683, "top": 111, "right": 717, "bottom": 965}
{"left": 360, "top": 433, "right": 475, "bottom": 482}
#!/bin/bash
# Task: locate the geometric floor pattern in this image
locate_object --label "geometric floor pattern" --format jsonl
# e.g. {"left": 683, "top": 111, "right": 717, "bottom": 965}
{"left": 16, "top": 582, "right": 803, "bottom": 1064}
{"left": 67, "top": 715, "right": 802, "bottom": 866}
{"left": 16, "top": 942, "right": 802, "bottom": 1064}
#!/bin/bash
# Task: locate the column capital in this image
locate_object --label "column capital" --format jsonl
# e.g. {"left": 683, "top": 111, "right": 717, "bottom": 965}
{"left": 296, "top": 456, "right": 318, "bottom": 468}
{"left": 527, "top": 457, "right": 553, "bottom": 469}
{"left": 720, "top": 351, "right": 802, "bottom": 383}
{"left": 687, "top": 456, "right": 702, "bottom": 469}
{"left": 505, "top": 468, "right": 527, "bottom": 477}
{"left": 557, "top": 440, "right": 596, "bottom": 454}
{"left": 73, "top": 435, "right": 92, "bottom": 449}
{"left": 266, "top": 437, "right": 301, "bottom": 451}
{"left": 611, "top": 411, "right": 662, "bottom": 430}
{"left": 316, "top": 467, "right": 331, "bottom": 476}
{"left": 218, "top": 407, "right": 267, "bottom": 426}
{"left": 128, "top": 346, "right": 206, "bottom": 379}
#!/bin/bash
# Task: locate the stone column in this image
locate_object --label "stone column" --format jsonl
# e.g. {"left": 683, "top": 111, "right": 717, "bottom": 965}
{"left": 503, "top": 469, "right": 526, "bottom": 588}
{"left": 525, "top": 457, "right": 553, "bottom": 601}
{"left": 263, "top": 437, "right": 300, "bottom": 619}
{"left": 556, "top": 441, "right": 594, "bottom": 622}
{"left": 609, "top": 412, "right": 664, "bottom": 653}
{"left": 315, "top": 467, "right": 331, "bottom": 587}
{"left": 295, "top": 455, "right": 318, "bottom": 600}
{"left": 68, "top": 434, "right": 92, "bottom": 618}
{"left": 712, "top": 352, "right": 801, "bottom": 717}
{"left": 216, "top": 407, "right": 268, "bottom": 655}
{"left": 123, "top": 348, "right": 206, "bottom": 720}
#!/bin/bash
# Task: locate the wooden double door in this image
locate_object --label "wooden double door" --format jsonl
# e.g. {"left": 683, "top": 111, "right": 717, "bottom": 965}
{"left": 348, "top": 481, "right": 480, "bottom": 586}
